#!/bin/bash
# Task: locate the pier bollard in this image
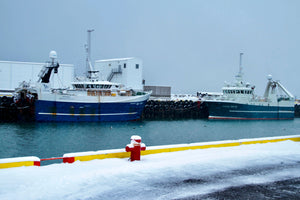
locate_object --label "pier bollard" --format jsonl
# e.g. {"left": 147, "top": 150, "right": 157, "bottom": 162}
{"left": 125, "top": 135, "right": 146, "bottom": 161}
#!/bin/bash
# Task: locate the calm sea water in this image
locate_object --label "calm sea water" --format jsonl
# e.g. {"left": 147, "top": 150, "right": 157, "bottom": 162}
{"left": 1, "top": 119, "right": 300, "bottom": 161}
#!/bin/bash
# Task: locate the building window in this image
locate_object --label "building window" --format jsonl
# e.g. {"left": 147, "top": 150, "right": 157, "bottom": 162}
{"left": 136, "top": 64, "right": 139, "bottom": 69}
{"left": 124, "top": 63, "right": 126, "bottom": 68}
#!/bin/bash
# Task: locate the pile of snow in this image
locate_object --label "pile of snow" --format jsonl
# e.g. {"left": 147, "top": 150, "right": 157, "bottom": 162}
{"left": 1, "top": 140, "right": 300, "bottom": 200}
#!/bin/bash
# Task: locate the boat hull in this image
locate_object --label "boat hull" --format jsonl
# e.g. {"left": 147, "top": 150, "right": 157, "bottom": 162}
{"left": 35, "top": 100, "right": 148, "bottom": 122}
{"left": 205, "top": 101, "right": 294, "bottom": 120}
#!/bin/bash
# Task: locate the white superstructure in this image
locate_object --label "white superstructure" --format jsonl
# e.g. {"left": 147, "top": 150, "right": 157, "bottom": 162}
{"left": 94, "top": 57, "right": 143, "bottom": 90}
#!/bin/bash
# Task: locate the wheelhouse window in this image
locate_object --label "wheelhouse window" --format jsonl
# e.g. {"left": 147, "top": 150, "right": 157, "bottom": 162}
{"left": 136, "top": 64, "right": 139, "bottom": 69}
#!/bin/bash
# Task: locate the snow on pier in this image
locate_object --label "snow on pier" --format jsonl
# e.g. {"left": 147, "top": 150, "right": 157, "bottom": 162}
{"left": 1, "top": 138, "right": 300, "bottom": 200}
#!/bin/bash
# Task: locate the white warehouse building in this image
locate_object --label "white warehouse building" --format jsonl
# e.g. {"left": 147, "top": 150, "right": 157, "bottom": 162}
{"left": 0, "top": 57, "right": 144, "bottom": 96}
{"left": 0, "top": 60, "right": 74, "bottom": 95}
{"left": 94, "top": 57, "right": 144, "bottom": 90}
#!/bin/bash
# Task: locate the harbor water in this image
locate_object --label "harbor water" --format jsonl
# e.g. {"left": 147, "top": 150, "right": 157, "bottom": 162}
{"left": 1, "top": 119, "right": 300, "bottom": 162}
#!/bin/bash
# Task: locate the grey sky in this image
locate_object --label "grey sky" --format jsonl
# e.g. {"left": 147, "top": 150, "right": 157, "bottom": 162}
{"left": 0, "top": 0, "right": 299, "bottom": 97}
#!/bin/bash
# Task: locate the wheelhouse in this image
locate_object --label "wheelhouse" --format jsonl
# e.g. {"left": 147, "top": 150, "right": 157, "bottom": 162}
{"left": 222, "top": 88, "right": 253, "bottom": 95}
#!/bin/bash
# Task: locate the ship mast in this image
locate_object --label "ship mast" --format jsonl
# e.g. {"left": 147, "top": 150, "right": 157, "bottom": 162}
{"left": 236, "top": 53, "right": 244, "bottom": 83}
{"left": 85, "top": 29, "right": 98, "bottom": 80}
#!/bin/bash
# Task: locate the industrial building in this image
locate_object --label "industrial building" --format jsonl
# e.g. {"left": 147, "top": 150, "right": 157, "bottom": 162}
{"left": 94, "top": 57, "right": 144, "bottom": 90}
{"left": 0, "top": 60, "right": 74, "bottom": 95}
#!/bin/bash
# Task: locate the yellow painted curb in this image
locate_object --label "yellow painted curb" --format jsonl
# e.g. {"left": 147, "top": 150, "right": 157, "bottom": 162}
{"left": 3, "top": 135, "right": 298, "bottom": 168}
{"left": 141, "top": 136, "right": 300, "bottom": 156}
{"left": 74, "top": 152, "right": 131, "bottom": 162}
{"left": 71, "top": 135, "right": 300, "bottom": 162}
{"left": 0, "top": 161, "right": 36, "bottom": 169}
{"left": 141, "top": 142, "right": 242, "bottom": 156}
{"left": 0, "top": 156, "right": 40, "bottom": 169}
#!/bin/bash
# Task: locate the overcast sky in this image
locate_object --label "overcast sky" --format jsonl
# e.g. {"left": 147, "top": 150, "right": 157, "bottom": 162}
{"left": 0, "top": 0, "right": 299, "bottom": 97}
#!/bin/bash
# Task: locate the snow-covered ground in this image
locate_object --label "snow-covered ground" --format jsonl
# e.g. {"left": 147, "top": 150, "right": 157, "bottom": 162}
{"left": 1, "top": 140, "right": 300, "bottom": 200}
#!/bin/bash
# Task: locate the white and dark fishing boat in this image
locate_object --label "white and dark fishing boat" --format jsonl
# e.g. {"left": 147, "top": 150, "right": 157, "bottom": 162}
{"left": 22, "top": 30, "right": 150, "bottom": 122}
{"left": 201, "top": 53, "right": 295, "bottom": 120}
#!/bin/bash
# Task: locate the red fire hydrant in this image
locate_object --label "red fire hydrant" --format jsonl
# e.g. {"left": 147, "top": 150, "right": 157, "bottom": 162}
{"left": 125, "top": 135, "right": 146, "bottom": 161}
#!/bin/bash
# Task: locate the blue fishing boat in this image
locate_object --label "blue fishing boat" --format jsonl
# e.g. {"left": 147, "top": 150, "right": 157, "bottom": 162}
{"left": 30, "top": 30, "right": 150, "bottom": 122}
{"left": 202, "top": 53, "right": 295, "bottom": 120}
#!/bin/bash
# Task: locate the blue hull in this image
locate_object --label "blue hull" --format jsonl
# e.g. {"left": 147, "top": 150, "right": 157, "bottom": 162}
{"left": 205, "top": 101, "right": 294, "bottom": 120}
{"left": 35, "top": 100, "right": 148, "bottom": 122}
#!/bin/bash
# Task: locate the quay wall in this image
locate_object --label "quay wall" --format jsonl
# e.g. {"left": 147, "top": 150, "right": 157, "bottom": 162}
{"left": 1, "top": 135, "right": 300, "bottom": 169}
